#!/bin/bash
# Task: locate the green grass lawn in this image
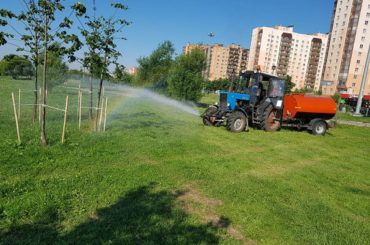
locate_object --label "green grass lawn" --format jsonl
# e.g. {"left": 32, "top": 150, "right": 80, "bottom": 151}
{"left": 335, "top": 111, "right": 370, "bottom": 123}
{"left": 1, "top": 77, "right": 370, "bottom": 244}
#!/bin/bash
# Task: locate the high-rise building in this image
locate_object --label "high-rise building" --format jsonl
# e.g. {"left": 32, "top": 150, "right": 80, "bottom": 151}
{"left": 322, "top": 0, "right": 370, "bottom": 96}
{"left": 183, "top": 43, "right": 249, "bottom": 81}
{"left": 128, "top": 67, "right": 138, "bottom": 75}
{"left": 247, "top": 26, "right": 328, "bottom": 91}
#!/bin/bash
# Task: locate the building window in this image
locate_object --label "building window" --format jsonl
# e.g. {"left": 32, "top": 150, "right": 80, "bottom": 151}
{"left": 366, "top": 21, "right": 369, "bottom": 25}
{"left": 357, "top": 60, "right": 360, "bottom": 64}
{"left": 360, "top": 44, "right": 364, "bottom": 49}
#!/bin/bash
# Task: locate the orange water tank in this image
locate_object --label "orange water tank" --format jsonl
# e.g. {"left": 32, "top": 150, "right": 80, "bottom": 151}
{"left": 283, "top": 94, "right": 337, "bottom": 120}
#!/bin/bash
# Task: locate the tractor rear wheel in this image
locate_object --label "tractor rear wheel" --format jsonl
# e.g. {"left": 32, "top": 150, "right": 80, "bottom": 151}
{"left": 262, "top": 106, "right": 281, "bottom": 132}
{"left": 202, "top": 106, "right": 218, "bottom": 126}
{"left": 227, "top": 111, "right": 247, "bottom": 133}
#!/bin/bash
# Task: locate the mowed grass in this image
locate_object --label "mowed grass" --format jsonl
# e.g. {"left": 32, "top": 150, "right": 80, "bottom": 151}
{"left": 1, "top": 77, "right": 370, "bottom": 244}
{"left": 335, "top": 111, "right": 370, "bottom": 123}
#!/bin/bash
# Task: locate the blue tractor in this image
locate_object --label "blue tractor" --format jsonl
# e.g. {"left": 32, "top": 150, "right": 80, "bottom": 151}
{"left": 202, "top": 71, "right": 286, "bottom": 132}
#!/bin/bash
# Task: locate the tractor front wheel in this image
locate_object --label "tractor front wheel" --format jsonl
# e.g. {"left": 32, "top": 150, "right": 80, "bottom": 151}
{"left": 202, "top": 106, "right": 218, "bottom": 126}
{"left": 227, "top": 111, "right": 247, "bottom": 133}
{"left": 262, "top": 106, "right": 281, "bottom": 132}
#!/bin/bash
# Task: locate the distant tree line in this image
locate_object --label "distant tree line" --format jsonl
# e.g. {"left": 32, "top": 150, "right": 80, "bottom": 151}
{"left": 0, "top": 54, "right": 33, "bottom": 79}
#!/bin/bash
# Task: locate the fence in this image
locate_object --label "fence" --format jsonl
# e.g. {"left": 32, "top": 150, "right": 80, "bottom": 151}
{"left": 11, "top": 83, "right": 110, "bottom": 144}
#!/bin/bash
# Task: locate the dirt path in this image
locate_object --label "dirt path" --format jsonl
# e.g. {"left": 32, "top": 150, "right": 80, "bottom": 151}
{"left": 337, "top": 120, "right": 370, "bottom": 128}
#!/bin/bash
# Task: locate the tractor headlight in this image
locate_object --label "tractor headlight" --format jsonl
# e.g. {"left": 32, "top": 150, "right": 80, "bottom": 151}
{"left": 215, "top": 102, "right": 218, "bottom": 105}
{"left": 227, "top": 103, "right": 230, "bottom": 107}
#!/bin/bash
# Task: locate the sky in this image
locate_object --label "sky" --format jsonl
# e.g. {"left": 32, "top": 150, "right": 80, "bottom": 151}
{"left": 0, "top": 0, "right": 334, "bottom": 70}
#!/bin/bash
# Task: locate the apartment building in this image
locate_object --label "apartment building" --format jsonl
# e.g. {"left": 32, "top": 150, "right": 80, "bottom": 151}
{"left": 128, "top": 67, "right": 138, "bottom": 75}
{"left": 183, "top": 43, "right": 249, "bottom": 81}
{"left": 248, "top": 26, "right": 328, "bottom": 91}
{"left": 322, "top": 0, "right": 370, "bottom": 96}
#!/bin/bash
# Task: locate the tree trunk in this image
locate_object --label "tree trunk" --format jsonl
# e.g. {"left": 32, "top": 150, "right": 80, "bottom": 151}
{"left": 40, "top": 18, "right": 48, "bottom": 145}
{"left": 89, "top": 75, "right": 93, "bottom": 119}
{"left": 96, "top": 53, "right": 107, "bottom": 130}
{"left": 33, "top": 47, "right": 39, "bottom": 123}
{"left": 33, "top": 65, "right": 38, "bottom": 123}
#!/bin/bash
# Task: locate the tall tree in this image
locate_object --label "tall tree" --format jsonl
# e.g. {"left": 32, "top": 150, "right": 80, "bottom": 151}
{"left": 136, "top": 41, "right": 175, "bottom": 86}
{"left": 167, "top": 49, "right": 206, "bottom": 102}
{"left": 113, "top": 64, "right": 133, "bottom": 84}
{"left": 14, "top": 2, "right": 44, "bottom": 122}
{"left": 36, "top": 0, "right": 84, "bottom": 145}
{"left": 76, "top": 1, "right": 130, "bottom": 129}
{"left": 284, "top": 75, "right": 295, "bottom": 94}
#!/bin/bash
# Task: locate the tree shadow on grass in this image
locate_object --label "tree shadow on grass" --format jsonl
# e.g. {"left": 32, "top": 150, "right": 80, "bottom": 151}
{"left": 1, "top": 183, "right": 222, "bottom": 244}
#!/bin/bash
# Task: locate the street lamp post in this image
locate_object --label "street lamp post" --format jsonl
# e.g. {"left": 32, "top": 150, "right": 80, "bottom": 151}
{"left": 354, "top": 44, "right": 370, "bottom": 116}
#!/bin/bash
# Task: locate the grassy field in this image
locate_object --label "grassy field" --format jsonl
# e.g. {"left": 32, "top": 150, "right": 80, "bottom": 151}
{"left": 335, "top": 111, "right": 370, "bottom": 123}
{"left": 1, "top": 77, "right": 370, "bottom": 244}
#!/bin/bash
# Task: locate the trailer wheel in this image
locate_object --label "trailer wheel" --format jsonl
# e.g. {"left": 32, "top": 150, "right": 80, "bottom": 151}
{"left": 311, "top": 120, "right": 327, "bottom": 135}
{"left": 202, "top": 106, "right": 218, "bottom": 126}
{"left": 227, "top": 111, "right": 246, "bottom": 133}
{"left": 262, "top": 106, "right": 281, "bottom": 132}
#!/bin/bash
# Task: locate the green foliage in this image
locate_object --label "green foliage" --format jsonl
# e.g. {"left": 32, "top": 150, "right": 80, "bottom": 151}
{"left": 167, "top": 49, "right": 206, "bottom": 102}
{"left": 284, "top": 75, "right": 295, "bottom": 94}
{"left": 204, "top": 79, "right": 230, "bottom": 93}
{"left": 112, "top": 64, "right": 133, "bottom": 84}
{"left": 77, "top": 2, "right": 130, "bottom": 77}
{"left": 0, "top": 9, "right": 15, "bottom": 46}
{"left": 38, "top": 49, "right": 68, "bottom": 89}
{"left": 0, "top": 54, "right": 33, "bottom": 79}
{"left": 135, "top": 41, "right": 174, "bottom": 86}
{"left": 331, "top": 93, "right": 341, "bottom": 103}
{"left": 293, "top": 87, "right": 322, "bottom": 95}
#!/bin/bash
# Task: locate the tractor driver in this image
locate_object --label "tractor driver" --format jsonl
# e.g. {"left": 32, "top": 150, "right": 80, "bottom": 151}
{"left": 250, "top": 66, "right": 264, "bottom": 105}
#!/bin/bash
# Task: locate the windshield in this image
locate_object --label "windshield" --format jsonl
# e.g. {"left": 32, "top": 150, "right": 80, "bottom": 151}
{"left": 268, "top": 79, "right": 285, "bottom": 98}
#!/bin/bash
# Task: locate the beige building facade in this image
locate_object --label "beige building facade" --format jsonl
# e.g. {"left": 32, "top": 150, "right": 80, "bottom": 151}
{"left": 248, "top": 26, "right": 328, "bottom": 91}
{"left": 183, "top": 43, "right": 249, "bottom": 81}
{"left": 322, "top": 0, "right": 370, "bottom": 96}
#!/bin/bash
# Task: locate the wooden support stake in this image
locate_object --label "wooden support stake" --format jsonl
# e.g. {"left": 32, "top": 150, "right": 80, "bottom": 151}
{"left": 103, "top": 97, "right": 108, "bottom": 132}
{"left": 39, "top": 88, "right": 42, "bottom": 123}
{"left": 98, "top": 99, "right": 104, "bottom": 132}
{"left": 61, "top": 95, "right": 69, "bottom": 144}
{"left": 18, "top": 89, "right": 21, "bottom": 120}
{"left": 77, "top": 90, "right": 80, "bottom": 121}
{"left": 78, "top": 84, "right": 81, "bottom": 120}
{"left": 12, "top": 93, "right": 21, "bottom": 144}
{"left": 79, "top": 91, "right": 82, "bottom": 130}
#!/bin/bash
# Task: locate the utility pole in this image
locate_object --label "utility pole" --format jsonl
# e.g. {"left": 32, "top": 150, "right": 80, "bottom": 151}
{"left": 354, "top": 44, "right": 370, "bottom": 115}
